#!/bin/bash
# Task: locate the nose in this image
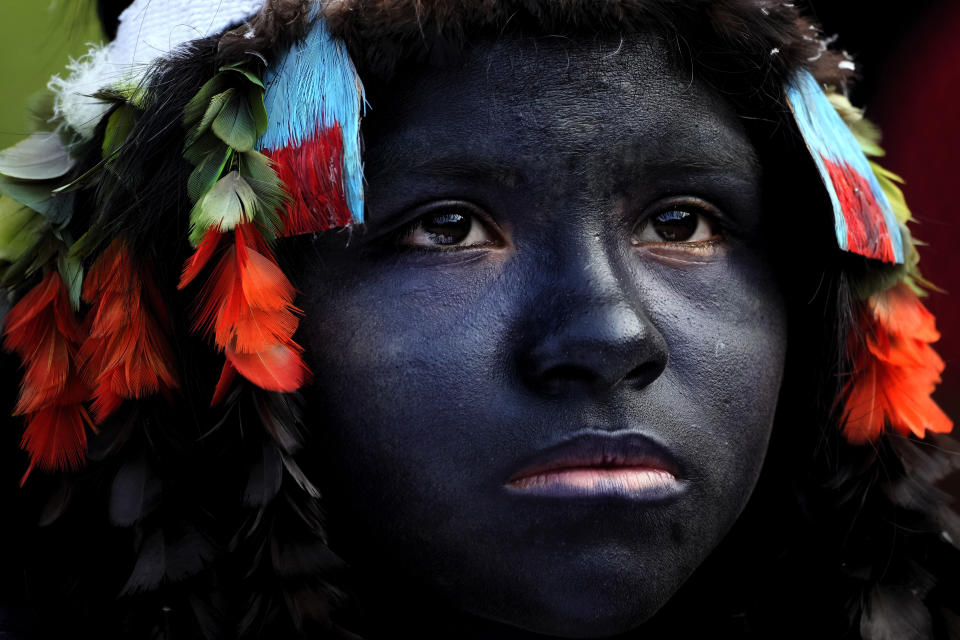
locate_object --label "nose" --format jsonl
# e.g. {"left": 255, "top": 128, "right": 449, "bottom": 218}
{"left": 516, "top": 245, "right": 669, "bottom": 397}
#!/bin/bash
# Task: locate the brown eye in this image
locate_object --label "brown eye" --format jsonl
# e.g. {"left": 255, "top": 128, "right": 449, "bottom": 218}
{"left": 399, "top": 203, "right": 499, "bottom": 249}
{"left": 419, "top": 212, "right": 472, "bottom": 244}
{"left": 632, "top": 206, "right": 720, "bottom": 245}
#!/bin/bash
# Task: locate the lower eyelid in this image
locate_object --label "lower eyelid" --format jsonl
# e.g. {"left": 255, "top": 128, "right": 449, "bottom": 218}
{"left": 638, "top": 240, "right": 727, "bottom": 266}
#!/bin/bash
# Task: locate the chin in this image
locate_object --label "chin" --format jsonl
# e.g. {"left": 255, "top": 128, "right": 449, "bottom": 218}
{"left": 484, "top": 599, "right": 657, "bottom": 639}
{"left": 454, "top": 561, "right": 683, "bottom": 639}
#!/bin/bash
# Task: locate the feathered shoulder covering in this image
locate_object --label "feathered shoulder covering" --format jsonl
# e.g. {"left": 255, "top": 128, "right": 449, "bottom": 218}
{"left": 0, "top": 1, "right": 956, "bottom": 639}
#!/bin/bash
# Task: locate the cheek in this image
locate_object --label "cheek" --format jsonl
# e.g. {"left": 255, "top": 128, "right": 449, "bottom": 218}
{"left": 297, "top": 255, "right": 515, "bottom": 500}
{"left": 641, "top": 246, "right": 787, "bottom": 504}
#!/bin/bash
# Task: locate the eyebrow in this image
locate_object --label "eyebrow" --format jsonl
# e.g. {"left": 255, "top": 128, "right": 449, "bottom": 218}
{"left": 639, "top": 155, "right": 761, "bottom": 185}
{"left": 366, "top": 151, "right": 527, "bottom": 188}
{"left": 368, "top": 150, "right": 758, "bottom": 187}
{"left": 364, "top": 130, "right": 761, "bottom": 192}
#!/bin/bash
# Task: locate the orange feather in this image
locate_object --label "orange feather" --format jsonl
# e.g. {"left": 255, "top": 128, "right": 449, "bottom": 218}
{"left": 185, "top": 223, "right": 308, "bottom": 398}
{"left": 2, "top": 271, "right": 92, "bottom": 481}
{"left": 79, "top": 239, "right": 179, "bottom": 422}
{"left": 842, "top": 283, "right": 953, "bottom": 443}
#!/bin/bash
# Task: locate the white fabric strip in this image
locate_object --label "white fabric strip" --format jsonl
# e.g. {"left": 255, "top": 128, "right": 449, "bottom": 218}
{"left": 49, "top": 0, "right": 265, "bottom": 140}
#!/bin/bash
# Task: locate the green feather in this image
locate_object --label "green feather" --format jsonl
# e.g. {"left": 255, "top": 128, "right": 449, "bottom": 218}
{"left": 184, "top": 75, "right": 228, "bottom": 129}
{"left": 0, "top": 196, "right": 47, "bottom": 263}
{"left": 189, "top": 170, "right": 258, "bottom": 246}
{"left": 102, "top": 104, "right": 138, "bottom": 160}
{"left": 187, "top": 88, "right": 236, "bottom": 149}
{"left": 221, "top": 63, "right": 265, "bottom": 89}
{"left": 56, "top": 251, "right": 83, "bottom": 311}
{"left": 187, "top": 145, "right": 233, "bottom": 204}
{"left": 68, "top": 228, "right": 106, "bottom": 261}
{"left": 212, "top": 90, "right": 258, "bottom": 153}
{"left": 0, "top": 174, "right": 69, "bottom": 222}
{"left": 1, "top": 234, "right": 58, "bottom": 288}
{"left": 828, "top": 91, "right": 936, "bottom": 298}
{"left": 239, "top": 151, "right": 286, "bottom": 239}
{"left": 182, "top": 60, "right": 287, "bottom": 249}
{"left": 184, "top": 133, "right": 225, "bottom": 168}
{"left": 249, "top": 86, "right": 269, "bottom": 140}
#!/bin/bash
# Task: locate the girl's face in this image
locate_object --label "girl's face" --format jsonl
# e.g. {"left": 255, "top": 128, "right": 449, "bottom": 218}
{"left": 298, "top": 33, "right": 788, "bottom": 637}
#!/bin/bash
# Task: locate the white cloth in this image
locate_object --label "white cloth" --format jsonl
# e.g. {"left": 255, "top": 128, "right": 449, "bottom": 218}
{"left": 49, "top": 0, "right": 265, "bottom": 140}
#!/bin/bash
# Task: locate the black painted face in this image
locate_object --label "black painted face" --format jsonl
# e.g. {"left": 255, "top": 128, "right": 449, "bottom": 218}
{"left": 297, "top": 33, "right": 788, "bottom": 638}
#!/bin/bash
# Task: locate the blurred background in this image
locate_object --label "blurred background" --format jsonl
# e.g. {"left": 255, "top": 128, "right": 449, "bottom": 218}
{"left": 0, "top": 1, "right": 957, "bottom": 479}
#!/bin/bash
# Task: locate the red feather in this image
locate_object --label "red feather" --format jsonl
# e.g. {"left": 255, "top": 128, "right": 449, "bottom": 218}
{"left": 824, "top": 158, "right": 897, "bottom": 264}
{"left": 186, "top": 223, "right": 308, "bottom": 397}
{"left": 2, "top": 271, "right": 92, "bottom": 481}
{"left": 79, "top": 239, "right": 179, "bottom": 422}
{"left": 19, "top": 376, "right": 94, "bottom": 485}
{"left": 226, "top": 342, "right": 307, "bottom": 392}
{"left": 265, "top": 124, "right": 353, "bottom": 236}
{"left": 842, "top": 283, "right": 953, "bottom": 443}
{"left": 211, "top": 360, "right": 237, "bottom": 407}
{"left": 179, "top": 228, "right": 222, "bottom": 290}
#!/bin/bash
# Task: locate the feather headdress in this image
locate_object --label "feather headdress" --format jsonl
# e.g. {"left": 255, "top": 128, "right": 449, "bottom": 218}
{"left": 0, "top": 0, "right": 956, "bottom": 637}
{"left": 3, "top": 0, "right": 948, "bottom": 474}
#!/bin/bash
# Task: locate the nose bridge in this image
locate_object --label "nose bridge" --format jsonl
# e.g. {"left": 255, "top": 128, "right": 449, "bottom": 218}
{"left": 517, "top": 233, "right": 668, "bottom": 396}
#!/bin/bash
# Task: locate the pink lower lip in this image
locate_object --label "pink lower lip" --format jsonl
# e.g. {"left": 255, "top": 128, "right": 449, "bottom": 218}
{"left": 507, "top": 467, "right": 679, "bottom": 493}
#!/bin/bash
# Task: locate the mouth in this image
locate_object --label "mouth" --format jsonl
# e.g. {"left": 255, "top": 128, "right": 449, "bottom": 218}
{"left": 505, "top": 431, "right": 686, "bottom": 501}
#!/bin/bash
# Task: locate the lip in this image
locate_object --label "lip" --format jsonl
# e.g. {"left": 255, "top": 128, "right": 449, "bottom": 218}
{"left": 504, "top": 431, "right": 687, "bottom": 501}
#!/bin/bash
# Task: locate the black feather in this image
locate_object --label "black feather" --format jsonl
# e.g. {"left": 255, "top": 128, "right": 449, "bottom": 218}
{"left": 861, "top": 585, "right": 933, "bottom": 640}
{"left": 164, "top": 525, "right": 217, "bottom": 583}
{"left": 244, "top": 443, "right": 284, "bottom": 508}
{"left": 110, "top": 454, "right": 162, "bottom": 527}
{"left": 123, "top": 529, "right": 167, "bottom": 595}
{"left": 37, "top": 481, "right": 72, "bottom": 527}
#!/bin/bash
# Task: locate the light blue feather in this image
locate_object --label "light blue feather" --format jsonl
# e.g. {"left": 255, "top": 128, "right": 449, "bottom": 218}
{"left": 786, "top": 70, "right": 904, "bottom": 263}
{"left": 261, "top": 10, "right": 366, "bottom": 223}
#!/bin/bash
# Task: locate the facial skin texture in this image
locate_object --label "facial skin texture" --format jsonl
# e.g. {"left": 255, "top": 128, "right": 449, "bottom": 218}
{"left": 297, "top": 33, "right": 788, "bottom": 638}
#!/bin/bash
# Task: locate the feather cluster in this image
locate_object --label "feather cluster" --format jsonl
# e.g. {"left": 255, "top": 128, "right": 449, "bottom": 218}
{"left": 179, "top": 58, "right": 317, "bottom": 402}
{"left": 2, "top": 271, "right": 93, "bottom": 482}
{"left": 264, "top": 124, "right": 353, "bottom": 234}
{"left": 786, "top": 70, "right": 904, "bottom": 264}
{"left": 259, "top": 13, "right": 365, "bottom": 224}
{"left": 180, "top": 224, "right": 307, "bottom": 398}
{"left": 842, "top": 283, "right": 953, "bottom": 444}
{"left": 79, "top": 239, "right": 179, "bottom": 421}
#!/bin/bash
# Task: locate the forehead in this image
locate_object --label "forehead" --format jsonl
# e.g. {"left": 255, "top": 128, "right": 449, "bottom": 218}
{"left": 362, "top": 32, "right": 760, "bottom": 190}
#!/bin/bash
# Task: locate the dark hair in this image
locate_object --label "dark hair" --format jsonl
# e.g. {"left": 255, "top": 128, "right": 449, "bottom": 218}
{"left": 95, "top": 0, "right": 128, "bottom": 39}
{"left": 1, "top": 2, "right": 957, "bottom": 638}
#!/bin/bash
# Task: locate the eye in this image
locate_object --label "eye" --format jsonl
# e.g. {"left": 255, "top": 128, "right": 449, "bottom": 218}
{"left": 398, "top": 201, "right": 501, "bottom": 249}
{"left": 631, "top": 201, "right": 721, "bottom": 246}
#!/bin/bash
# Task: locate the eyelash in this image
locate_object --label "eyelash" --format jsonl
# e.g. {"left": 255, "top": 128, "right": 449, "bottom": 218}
{"left": 384, "top": 197, "right": 726, "bottom": 252}
{"left": 631, "top": 198, "right": 725, "bottom": 248}
{"left": 392, "top": 201, "right": 504, "bottom": 251}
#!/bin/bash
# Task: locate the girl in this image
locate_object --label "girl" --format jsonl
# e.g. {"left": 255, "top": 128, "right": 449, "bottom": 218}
{"left": 1, "top": 1, "right": 957, "bottom": 637}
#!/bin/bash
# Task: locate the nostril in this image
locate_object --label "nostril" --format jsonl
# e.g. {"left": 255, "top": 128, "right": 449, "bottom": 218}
{"left": 516, "top": 299, "right": 670, "bottom": 397}
{"left": 533, "top": 363, "right": 599, "bottom": 395}
{"left": 533, "top": 356, "right": 665, "bottom": 395}
{"left": 539, "top": 363, "right": 596, "bottom": 386}
{"left": 623, "top": 359, "right": 667, "bottom": 389}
